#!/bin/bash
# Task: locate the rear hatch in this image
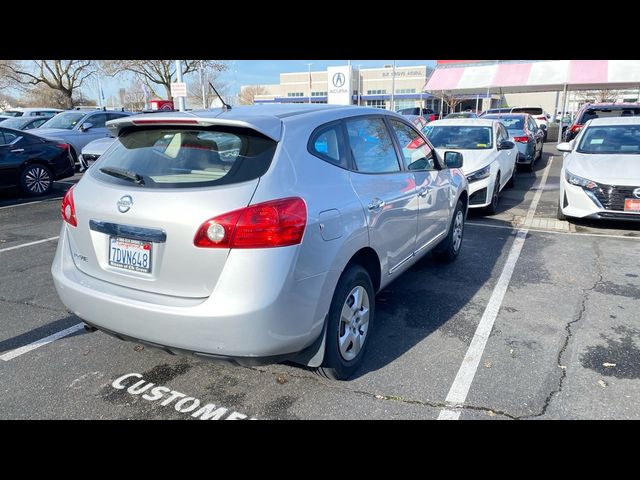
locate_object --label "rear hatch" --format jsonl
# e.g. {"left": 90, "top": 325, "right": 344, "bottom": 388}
{"left": 66, "top": 125, "right": 278, "bottom": 298}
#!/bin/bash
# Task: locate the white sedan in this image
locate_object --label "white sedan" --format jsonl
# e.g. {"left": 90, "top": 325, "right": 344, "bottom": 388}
{"left": 424, "top": 118, "right": 517, "bottom": 214}
{"left": 557, "top": 117, "right": 640, "bottom": 222}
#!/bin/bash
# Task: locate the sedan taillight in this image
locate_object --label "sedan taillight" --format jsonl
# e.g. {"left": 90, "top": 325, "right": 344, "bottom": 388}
{"left": 512, "top": 136, "right": 530, "bottom": 143}
{"left": 194, "top": 197, "right": 307, "bottom": 249}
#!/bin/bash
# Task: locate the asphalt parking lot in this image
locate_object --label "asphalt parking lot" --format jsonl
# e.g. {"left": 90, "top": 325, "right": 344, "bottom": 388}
{"left": 1, "top": 148, "right": 639, "bottom": 420}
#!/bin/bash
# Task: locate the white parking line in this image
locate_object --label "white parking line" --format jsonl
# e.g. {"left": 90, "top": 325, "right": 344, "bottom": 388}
{"left": 0, "top": 236, "right": 59, "bottom": 253}
{"left": 0, "top": 197, "right": 63, "bottom": 210}
{"left": 467, "top": 221, "right": 640, "bottom": 240}
{"left": 438, "top": 157, "right": 554, "bottom": 420}
{"left": 0, "top": 323, "right": 84, "bottom": 361}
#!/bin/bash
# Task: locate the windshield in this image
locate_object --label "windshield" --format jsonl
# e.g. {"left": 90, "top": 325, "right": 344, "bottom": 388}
{"left": 576, "top": 124, "right": 640, "bottom": 154}
{"left": 423, "top": 125, "right": 493, "bottom": 149}
{"left": 483, "top": 115, "right": 524, "bottom": 131}
{"left": 40, "top": 111, "right": 85, "bottom": 130}
{"left": 580, "top": 108, "right": 640, "bottom": 123}
{"left": 0, "top": 118, "right": 30, "bottom": 129}
{"left": 93, "top": 127, "right": 277, "bottom": 189}
{"left": 2, "top": 111, "right": 22, "bottom": 117}
{"left": 512, "top": 107, "right": 543, "bottom": 115}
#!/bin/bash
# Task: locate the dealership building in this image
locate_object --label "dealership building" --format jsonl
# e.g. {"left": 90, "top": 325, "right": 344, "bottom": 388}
{"left": 245, "top": 64, "right": 441, "bottom": 111}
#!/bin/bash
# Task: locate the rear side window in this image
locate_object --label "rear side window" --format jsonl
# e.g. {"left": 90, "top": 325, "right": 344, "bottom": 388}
{"left": 94, "top": 127, "right": 277, "bottom": 189}
{"left": 309, "top": 123, "right": 347, "bottom": 168}
{"left": 345, "top": 117, "right": 400, "bottom": 173}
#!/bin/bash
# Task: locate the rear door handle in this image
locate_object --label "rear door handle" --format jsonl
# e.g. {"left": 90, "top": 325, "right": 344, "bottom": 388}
{"left": 367, "top": 198, "right": 385, "bottom": 211}
{"left": 11, "top": 148, "right": 24, "bottom": 153}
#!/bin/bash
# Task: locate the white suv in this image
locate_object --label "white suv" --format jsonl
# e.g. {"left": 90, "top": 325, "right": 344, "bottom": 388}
{"left": 2, "top": 107, "right": 63, "bottom": 117}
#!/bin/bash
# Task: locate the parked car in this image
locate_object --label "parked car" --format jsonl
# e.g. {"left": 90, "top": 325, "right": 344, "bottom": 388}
{"left": 480, "top": 108, "right": 513, "bottom": 115}
{"left": 1, "top": 107, "right": 63, "bottom": 117}
{"left": 0, "top": 126, "right": 74, "bottom": 196}
{"left": 423, "top": 118, "right": 516, "bottom": 214}
{"left": 445, "top": 112, "right": 478, "bottom": 119}
{"left": 397, "top": 107, "right": 441, "bottom": 122}
{"left": 564, "top": 103, "right": 640, "bottom": 142}
{"left": 0, "top": 115, "right": 54, "bottom": 130}
{"left": 79, "top": 136, "right": 116, "bottom": 171}
{"left": 51, "top": 104, "right": 469, "bottom": 380}
{"left": 33, "top": 110, "right": 134, "bottom": 170}
{"left": 481, "top": 106, "right": 550, "bottom": 140}
{"left": 481, "top": 113, "right": 545, "bottom": 171}
{"left": 557, "top": 117, "right": 640, "bottom": 222}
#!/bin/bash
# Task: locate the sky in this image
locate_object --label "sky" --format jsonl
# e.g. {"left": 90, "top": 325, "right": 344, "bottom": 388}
{"left": 95, "top": 60, "right": 435, "bottom": 101}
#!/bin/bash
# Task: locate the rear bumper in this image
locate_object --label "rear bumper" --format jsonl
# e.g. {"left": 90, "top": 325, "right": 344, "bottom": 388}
{"left": 52, "top": 224, "right": 337, "bottom": 360}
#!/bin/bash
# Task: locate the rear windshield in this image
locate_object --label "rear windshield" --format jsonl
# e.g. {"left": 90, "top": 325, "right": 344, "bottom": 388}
{"left": 580, "top": 107, "right": 640, "bottom": 123}
{"left": 577, "top": 124, "right": 640, "bottom": 154}
{"left": 423, "top": 125, "right": 493, "bottom": 149}
{"left": 483, "top": 115, "right": 524, "bottom": 130}
{"left": 512, "top": 107, "right": 543, "bottom": 115}
{"left": 93, "top": 127, "right": 277, "bottom": 189}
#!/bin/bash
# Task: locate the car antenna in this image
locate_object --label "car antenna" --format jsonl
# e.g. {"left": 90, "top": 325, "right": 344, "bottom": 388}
{"left": 208, "top": 81, "right": 231, "bottom": 111}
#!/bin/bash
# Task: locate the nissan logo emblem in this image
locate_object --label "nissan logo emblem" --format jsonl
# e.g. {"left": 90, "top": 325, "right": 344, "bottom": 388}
{"left": 332, "top": 72, "right": 345, "bottom": 88}
{"left": 117, "top": 195, "right": 133, "bottom": 213}
{"left": 634, "top": 188, "right": 640, "bottom": 199}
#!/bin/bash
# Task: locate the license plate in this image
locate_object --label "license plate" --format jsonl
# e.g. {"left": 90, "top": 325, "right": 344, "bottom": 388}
{"left": 109, "top": 236, "right": 152, "bottom": 273}
{"left": 624, "top": 198, "right": 640, "bottom": 212}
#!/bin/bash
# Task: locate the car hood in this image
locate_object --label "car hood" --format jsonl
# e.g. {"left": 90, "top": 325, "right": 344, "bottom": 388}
{"left": 434, "top": 147, "right": 495, "bottom": 174}
{"left": 82, "top": 137, "right": 115, "bottom": 155}
{"left": 565, "top": 152, "right": 640, "bottom": 185}
{"left": 32, "top": 128, "right": 75, "bottom": 138}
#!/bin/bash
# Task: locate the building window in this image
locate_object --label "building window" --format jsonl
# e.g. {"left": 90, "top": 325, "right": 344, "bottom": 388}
{"left": 366, "top": 89, "right": 386, "bottom": 95}
{"left": 287, "top": 92, "right": 304, "bottom": 97}
{"left": 367, "top": 100, "right": 386, "bottom": 109}
{"left": 394, "top": 100, "right": 415, "bottom": 111}
{"left": 395, "top": 88, "right": 416, "bottom": 94}
{"left": 311, "top": 91, "right": 327, "bottom": 97}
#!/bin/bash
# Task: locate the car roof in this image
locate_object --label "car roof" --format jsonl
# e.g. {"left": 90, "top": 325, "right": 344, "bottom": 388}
{"left": 106, "top": 104, "right": 395, "bottom": 141}
{"left": 427, "top": 118, "right": 496, "bottom": 127}
{"left": 587, "top": 117, "right": 640, "bottom": 126}
{"left": 5, "top": 107, "right": 63, "bottom": 112}
{"left": 483, "top": 113, "right": 528, "bottom": 118}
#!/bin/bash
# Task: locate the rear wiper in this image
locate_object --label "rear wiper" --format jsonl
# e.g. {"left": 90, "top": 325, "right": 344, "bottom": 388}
{"left": 99, "top": 166, "right": 146, "bottom": 185}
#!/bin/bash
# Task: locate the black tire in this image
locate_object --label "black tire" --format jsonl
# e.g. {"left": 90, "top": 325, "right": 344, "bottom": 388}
{"left": 317, "top": 265, "right": 375, "bottom": 381}
{"left": 557, "top": 199, "right": 567, "bottom": 221}
{"left": 69, "top": 148, "right": 80, "bottom": 172}
{"left": 484, "top": 174, "right": 501, "bottom": 215}
{"left": 537, "top": 141, "right": 544, "bottom": 160}
{"left": 20, "top": 163, "right": 53, "bottom": 196}
{"left": 433, "top": 199, "right": 465, "bottom": 262}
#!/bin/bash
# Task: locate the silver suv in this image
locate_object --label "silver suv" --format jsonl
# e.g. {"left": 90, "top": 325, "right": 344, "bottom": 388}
{"left": 51, "top": 104, "right": 469, "bottom": 380}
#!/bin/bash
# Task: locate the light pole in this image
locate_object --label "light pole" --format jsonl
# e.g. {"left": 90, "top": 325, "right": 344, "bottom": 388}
{"left": 175, "top": 60, "right": 185, "bottom": 112}
{"left": 355, "top": 64, "right": 363, "bottom": 106}
{"left": 199, "top": 60, "right": 206, "bottom": 109}
{"left": 304, "top": 63, "right": 313, "bottom": 104}
{"left": 390, "top": 60, "right": 396, "bottom": 111}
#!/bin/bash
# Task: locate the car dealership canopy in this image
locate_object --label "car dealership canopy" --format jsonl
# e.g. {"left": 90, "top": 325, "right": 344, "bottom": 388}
{"left": 423, "top": 60, "right": 640, "bottom": 95}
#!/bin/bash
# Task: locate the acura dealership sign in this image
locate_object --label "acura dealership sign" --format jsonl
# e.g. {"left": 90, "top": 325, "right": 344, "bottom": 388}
{"left": 327, "top": 66, "right": 352, "bottom": 105}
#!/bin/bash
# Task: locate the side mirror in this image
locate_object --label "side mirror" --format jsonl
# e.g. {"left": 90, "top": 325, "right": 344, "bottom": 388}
{"left": 444, "top": 151, "right": 463, "bottom": 168}
{"left": 80, "top": 122, "right": 93, "bottom": 132}
{"left": 557, "top": 142, "right": 573, "bottom": 152}
{"left": 539, "top": 124, "right": 548, "bottom": 130}
{"left": 498, "top": 140, "right": 515, "bottom": 150}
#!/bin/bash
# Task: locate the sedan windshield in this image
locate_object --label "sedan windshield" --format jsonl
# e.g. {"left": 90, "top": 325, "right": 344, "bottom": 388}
{"left": 40, "top": 112, "right": 85, "bottom": 130}
{"left": 482, "top": 115, "right": 524, "bottom": 131}
{"left": 423, "top": 125, "right": 493, "bottom": 149}
{"left": 577, "top": 124, "right": 640, "bottom": 154}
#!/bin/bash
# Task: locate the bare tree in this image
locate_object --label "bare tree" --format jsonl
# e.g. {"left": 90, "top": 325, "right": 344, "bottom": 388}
{"left": 239, "top": 85, "right": 269, "bottom": 105}
{"left": 575, "top": 89, "right": 620, "bottom": 103}
{"left": 122, "top": 82, "right": 147, "bottom": 112}
{"left": 100, "top": 60, "right": 227, "bottom": 102}
{"left": 431, "top": 90, "right": 462, "bottom": 115}
{"left": 186, "top": 68, "right": 229, "bottom": 109}
{"left": 0, "top": 60, "right": 96, "bottom": 108}
{"left": 17, "top": 83, "right": 95, "bottom": 109}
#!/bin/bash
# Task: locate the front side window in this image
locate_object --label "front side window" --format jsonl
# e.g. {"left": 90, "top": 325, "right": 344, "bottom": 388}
{"left": 423, "top": 125, "right": 493, "bottom": 150}
{"left": 346, "top": 117, "right": 400, "bottom": 173}
{"left": 388, "top": 119, "right": 435, "bottom": 170}
{"left": 40, "top": 112, "right": 85, "bottom": 130}
{"left": 94, "top": 127, "right": 277, "bottom": 189}
{"left": 576, "top": 125, "right": 640, "bottom": 154}
{"left": 84, "top": 113, "right": 108, "bottom": 129}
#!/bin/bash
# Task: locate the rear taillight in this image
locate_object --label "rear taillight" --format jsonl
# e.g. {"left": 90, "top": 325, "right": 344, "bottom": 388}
{"left": 536, "top": 116, "right": 546, "bottom": 120}
{"left": 570, "top": 124, "right": 583, "bottom": 133}
{"left": 512, "top": 136, "right": 529, "bottom": 143}
{"left": 194, "top": 197, "right": 307, "bottom": 249}
{"left": 61, "top": 186, "right": 77, "bottom": 227}
{"left": 56, "top": 143, "right": 70, "bottom": 151}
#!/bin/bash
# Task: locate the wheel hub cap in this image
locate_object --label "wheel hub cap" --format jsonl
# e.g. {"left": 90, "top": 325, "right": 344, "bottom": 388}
{"left": 338, "top": 285, "right": 370, "bottom": 361}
